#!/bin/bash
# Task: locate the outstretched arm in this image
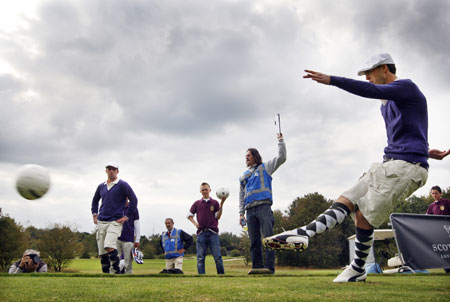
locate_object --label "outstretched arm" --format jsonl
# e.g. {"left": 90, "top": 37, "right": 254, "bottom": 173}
{"left": 429, "top": 149, "right": 450, "bottom": 160}
{"left": 265, "top": 133, "right": 286, "bottom": 175}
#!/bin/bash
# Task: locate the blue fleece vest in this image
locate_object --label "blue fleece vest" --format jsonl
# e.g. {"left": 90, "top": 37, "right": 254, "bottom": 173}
{"left": 162, "top": 228, "right": 184, "bottom": 259}
{"left": 240, "top": 163, "right": 273, "bottom": 206}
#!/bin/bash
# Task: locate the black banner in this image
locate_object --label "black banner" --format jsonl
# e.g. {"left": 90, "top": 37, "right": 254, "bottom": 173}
{"left": 390, "top": 213, "right": 450, "bottom": 270}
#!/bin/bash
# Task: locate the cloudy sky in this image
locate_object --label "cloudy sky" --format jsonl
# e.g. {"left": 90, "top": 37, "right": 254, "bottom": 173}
{"left": 1, "top": 0, "right": 449, "bottom": 237}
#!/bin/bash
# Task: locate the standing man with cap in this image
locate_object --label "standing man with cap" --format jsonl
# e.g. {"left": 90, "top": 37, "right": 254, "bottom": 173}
{"left": 91, "top": 163, "right": 138, "bottom": 274}
{"left": 263, "top": 53, "right": 450, "bottom": 282}
{"left": 187, "top": 182, "right": 227, "bottom": 274}
{"left": 240, "top": 133, "right": 286, "bottom": 275}
{"left": 160, "top": 218, "right": 193, "bottom": 274}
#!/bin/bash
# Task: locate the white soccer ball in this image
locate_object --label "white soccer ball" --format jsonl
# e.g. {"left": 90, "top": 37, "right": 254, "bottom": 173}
{"left": 216, "top": 187, "right": 229, "bottom": 199}
{"left": 16, "top": 164, "right": 51, "bottom": 200}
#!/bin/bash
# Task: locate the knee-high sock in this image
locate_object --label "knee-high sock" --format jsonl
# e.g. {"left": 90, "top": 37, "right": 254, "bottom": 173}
{"left": 100, "top": 254, "right": 110, "bottom": 273}
{"left": 108, "top": 250, "right": 120, "bottom": 274}
{"left": 351, "top": 227, "right": 374, "bottom": 273}
{"left": 297, "top": 202, "right": 351, "bottom": 238}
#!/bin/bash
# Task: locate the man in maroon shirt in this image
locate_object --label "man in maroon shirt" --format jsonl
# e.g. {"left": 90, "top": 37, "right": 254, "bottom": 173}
{"left": 187, "top": 182, "right": 227, "bottom": 274}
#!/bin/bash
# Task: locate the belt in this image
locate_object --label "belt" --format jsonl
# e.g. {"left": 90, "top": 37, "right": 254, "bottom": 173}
{"left": 383, "top": 156, "right": 428, "bottom": 171}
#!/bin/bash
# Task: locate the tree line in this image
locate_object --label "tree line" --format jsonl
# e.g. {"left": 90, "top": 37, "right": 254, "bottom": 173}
{"left": 1, "top": 188, "right": 448, "bottom": 272}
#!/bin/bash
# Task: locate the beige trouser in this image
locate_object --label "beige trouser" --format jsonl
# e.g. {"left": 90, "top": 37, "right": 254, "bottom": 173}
{"left": 165, "top": 256, "right": 184, "bottom": 270}
{"left": 96, "top": 220, "right": 123, "bottom": 255}
{"left": 117, "top": 240, "right": 134, "bottom": 274}
{"left": 341, "top": 159, "right": 428, "bottom": 228}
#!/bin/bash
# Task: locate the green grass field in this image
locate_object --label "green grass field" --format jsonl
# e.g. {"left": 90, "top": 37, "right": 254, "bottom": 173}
{"left": 1, "top": 257, "right": 449, "bottom": 302}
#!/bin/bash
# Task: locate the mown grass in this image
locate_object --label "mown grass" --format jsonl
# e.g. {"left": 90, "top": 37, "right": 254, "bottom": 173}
{"left": 1, "top": 258, "right": 449, "bottom": 302}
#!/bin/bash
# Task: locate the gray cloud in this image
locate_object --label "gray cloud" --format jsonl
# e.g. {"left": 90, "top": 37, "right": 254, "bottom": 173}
{"left": 1, "top": 0, "right": 449, "bottom": 235}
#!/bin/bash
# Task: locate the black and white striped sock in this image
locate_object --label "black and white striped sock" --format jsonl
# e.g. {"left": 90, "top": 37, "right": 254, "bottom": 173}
{"left": 100, "top": 254, "right": 110, "bottom": 273}
{"left": 296, "top": 202, "right": 351, "bottom": 238}
{"left": 351, "top": 227, "right": 374, "bottom": 273}
{"left": 108, "top": 249, "right": 120, "bottom": 274}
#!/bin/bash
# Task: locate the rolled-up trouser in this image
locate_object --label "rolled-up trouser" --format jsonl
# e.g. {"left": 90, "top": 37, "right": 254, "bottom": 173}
{"left": 165, "top": 256, "right": 184, "bottom": 270}
{"left": 341, "top": 159, "right": 428, "bottom": 228}
{"left": 96, "top": 220, "right": 123, "bottom": 255}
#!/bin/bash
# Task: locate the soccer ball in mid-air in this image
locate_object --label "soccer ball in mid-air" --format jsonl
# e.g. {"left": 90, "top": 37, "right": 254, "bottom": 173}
{"left": 216, "top": 187, "right": 230, "bottom": 199}
{"left": 16, "top": 164, "right": 51, "bottom": 200}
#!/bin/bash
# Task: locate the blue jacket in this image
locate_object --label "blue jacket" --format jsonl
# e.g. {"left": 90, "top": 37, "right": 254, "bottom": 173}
{"left": 240, "top": 163, "right": 273, "bottom": 207}
{"left": 162, "top": 228, "right": 184, "bottom": 259}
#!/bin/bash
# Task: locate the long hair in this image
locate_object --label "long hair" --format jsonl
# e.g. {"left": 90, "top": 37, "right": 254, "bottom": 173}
{"left": 247, "top": 148, "right": 263, "bottom": 166}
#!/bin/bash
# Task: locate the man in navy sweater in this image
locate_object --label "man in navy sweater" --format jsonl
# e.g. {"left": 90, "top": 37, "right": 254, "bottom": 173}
{"left": 263, "top": 53, "right": 450, "bottom": 282}
{"left": 91, "top": 163, "right": 138, "bottom": 274}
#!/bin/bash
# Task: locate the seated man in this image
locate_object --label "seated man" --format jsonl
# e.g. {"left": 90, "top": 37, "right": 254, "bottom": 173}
{"left": 160, "top": 218, "right": 193, "bottom": 274}
{"left": 9, "top": 249, "right": 47, "bottom": 273}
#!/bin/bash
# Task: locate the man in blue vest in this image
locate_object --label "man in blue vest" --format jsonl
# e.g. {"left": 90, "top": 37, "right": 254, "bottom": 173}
{"left": 160, "top": 218, "right": 193, "bottom": 273}
{"left": 239, "top": 133, "right": 286, "bottom": 274}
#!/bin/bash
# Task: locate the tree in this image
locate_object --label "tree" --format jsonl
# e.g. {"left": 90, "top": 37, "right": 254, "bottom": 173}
{"left": 78, "top": 231, "right": 97, "bottom": 258}
{"left": 238, "top": 230, "right": 250, "bottom": 265}
{"left": 36, "top": 224, "right": 83, "bottom": 272}
{"left": 140, "top": 234, "right": 161, "bottom": 259}
{"left": 0, "top": 215, "right": 29, "bottom": 271}
{"left": 219, "top": 232, "right": 241, "bottom": 252}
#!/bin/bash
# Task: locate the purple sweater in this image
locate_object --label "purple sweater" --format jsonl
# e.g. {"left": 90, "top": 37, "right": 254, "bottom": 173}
{"left": 91, "top": 179, "right": 138, "bottom": 221}
{"left": 330, "top": 77, "right": 428, "bottom": 166}
{"left": 118, "top": 208, "right": 139, "bottom": 242}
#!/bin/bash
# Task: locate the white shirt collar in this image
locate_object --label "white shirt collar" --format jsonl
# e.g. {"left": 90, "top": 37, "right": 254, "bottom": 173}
{"left": 104, "top": 178, "right": 120, "bottom": 185}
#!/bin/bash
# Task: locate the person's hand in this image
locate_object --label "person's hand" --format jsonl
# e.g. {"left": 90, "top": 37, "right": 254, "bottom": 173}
{"left": 303, "top": 70, "right": 331, "bottom": 85}
{"left": 221, "top": 196, "right": 227, "bottom": 203}
{"left": 116, "top": 216, "right": 129, "bottom": 224}
{"left": 18, "top": 255, "right": 30, "bottom": 269}
{"left": 177, "top": 248, "right": 185, "bottom": 254}
{"left": 239, "top": 215, "right": 246, "bottom": 226}
{"left": 277, "top": 133, "right": 284, "bottom": 141}
{"left": 134, "top": 242, "right": 140, "bottom": 249}
{"left": 93, "top": 215, "right": 98, "bottom": 225}
{"left": 194, "top": 222, "right": 199, "bottom": 229}
{"left": 429, "top": 149, "right": 450, "bottom": 160}
{"left": 19, "top": 255, "right": 37, "bottom": 272}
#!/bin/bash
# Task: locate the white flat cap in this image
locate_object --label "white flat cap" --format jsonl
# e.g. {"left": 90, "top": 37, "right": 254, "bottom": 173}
{"left": 105, "top": 162, "right": 119, "bottom": 169}
{"left": 357, "top": 53, "right": 395, "bottom": 76}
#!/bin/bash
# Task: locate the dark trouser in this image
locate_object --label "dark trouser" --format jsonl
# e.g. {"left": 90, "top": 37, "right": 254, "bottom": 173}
{"left": 246, "top": 204, "right": 275, "bottom": 273}
{"left": 196, "top": 230, "right": 225, "bottom": 274}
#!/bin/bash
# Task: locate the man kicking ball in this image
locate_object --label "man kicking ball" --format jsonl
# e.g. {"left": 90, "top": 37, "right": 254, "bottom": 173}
{"left": 263, "top": 53, "right": 450, "bottom": 282}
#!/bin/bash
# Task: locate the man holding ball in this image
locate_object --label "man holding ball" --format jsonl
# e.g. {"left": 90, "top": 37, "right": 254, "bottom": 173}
{"left": 187, "top": 182, "right": 227, "bottom": 274}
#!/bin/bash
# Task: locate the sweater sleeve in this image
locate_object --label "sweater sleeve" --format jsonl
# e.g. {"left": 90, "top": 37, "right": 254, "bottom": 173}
{"left": 330, "top": 77, "right": 418, "bottom": 103}
{"left": 180, "top": 230, "right": 194, "bottom": 250}
{"left": 91, "top": 184, "right": 102, "bottom": 215}
{"left": 123, "top": 182, "right": 138, "bottom": 218}
{"left": 264, "top": 139, "right": 287, "bottom": 175}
